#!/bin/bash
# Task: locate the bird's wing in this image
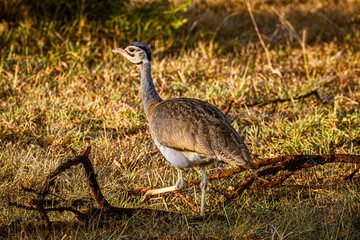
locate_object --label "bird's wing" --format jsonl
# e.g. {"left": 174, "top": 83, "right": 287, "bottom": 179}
{"left": 147, "top": 98, "right": 253, "bottom": 168}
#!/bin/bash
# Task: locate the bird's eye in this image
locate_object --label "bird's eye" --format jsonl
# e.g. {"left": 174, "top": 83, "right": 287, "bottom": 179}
{"left": 128, "top": 48, "right": 135, "bottom": 52}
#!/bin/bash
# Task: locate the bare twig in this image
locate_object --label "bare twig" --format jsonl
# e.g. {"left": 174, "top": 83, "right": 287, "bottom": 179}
{"left": 245, "top": 90, "right": 323, "bottom": 108}
{"left": 223, "top": 97, "right": 234, "bottom": 116}
{"left": 79, "top": 147, "right": 111, "bottom": 209}
{"left": 250, "top": 170, "right": 294, "bottom": 191}
{"left": 174, "top": 192, "right": 200, "bottom": 214}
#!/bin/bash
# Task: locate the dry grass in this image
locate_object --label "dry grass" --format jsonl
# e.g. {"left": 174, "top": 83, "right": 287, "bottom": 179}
{"left": 1, "top": 0, "right": 360, "bottom": 239}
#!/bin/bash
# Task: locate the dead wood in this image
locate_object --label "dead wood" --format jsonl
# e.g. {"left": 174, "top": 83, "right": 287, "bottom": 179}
{"left": 230, "top": 154, "right": 360, "bottom": 197}
{"left": 174, "top": 192, "right": 200, "bottom": 214}
{"left": 129, "top": 154, "right": 360, "bottom": 202}
{"left": 8, "top": 146, "right": 180, "bottom": 237}
{"left": 37, "top": 146, "right": 110, "bottom": 209}
{"left": 8, "top": 145, "right": 360, "bottom": 235}
{"left": 223, "top": 97, "right": 234, "bottom": 116}
{"left": 244, "top": 90, "right": 323, "bottom": 108}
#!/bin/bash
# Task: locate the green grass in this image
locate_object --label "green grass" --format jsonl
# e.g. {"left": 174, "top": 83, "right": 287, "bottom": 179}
{"left": 1, "top": 0, "right": 360, "bottom": 239}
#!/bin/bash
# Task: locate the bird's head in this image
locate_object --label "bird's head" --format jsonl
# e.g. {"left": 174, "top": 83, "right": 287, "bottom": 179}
{"left": 111, "top": 42, "right": 152, "bottom": 65}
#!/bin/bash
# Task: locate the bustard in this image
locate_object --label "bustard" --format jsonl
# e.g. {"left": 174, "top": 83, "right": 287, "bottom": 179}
{"left": 112, "top": 42, "right": 254, "bottom": 216}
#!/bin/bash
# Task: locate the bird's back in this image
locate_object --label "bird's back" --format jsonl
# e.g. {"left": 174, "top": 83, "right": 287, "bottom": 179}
{"left": 147, "top": 98, "right": 254, "bottom": 169}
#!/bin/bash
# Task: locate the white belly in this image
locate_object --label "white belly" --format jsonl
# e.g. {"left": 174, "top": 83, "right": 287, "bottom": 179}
{"left": 151, "top": 135, "right": 212, "bottom": 169}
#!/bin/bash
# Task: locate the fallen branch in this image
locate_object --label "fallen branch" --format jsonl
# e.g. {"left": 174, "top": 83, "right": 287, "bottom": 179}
{"left": 38, "top": 146, "right": 110, "bottom": 209}
{"left": 245, "top": 90, "right": 323, "bottom": 108}
{"left": 9, "top": 146, "right": 180, "bottom": 238}
{"left": 129, "top": 154, "right": 360, "bottom": 203}
{"left": 230, "top": 154, "right": 360, "bottom": 197}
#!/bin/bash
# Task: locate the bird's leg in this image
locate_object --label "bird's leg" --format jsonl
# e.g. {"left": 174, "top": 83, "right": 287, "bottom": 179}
{"left": 200, "top": 166, "right": 208, "bottom": 217}
{"left": 140, "top": 169, "right": 185, "bottom": 203}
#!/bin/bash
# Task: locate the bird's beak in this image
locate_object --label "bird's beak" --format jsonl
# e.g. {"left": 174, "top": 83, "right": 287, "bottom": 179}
{"left": 111, "top": 48, "right": 127, "bottom": 55}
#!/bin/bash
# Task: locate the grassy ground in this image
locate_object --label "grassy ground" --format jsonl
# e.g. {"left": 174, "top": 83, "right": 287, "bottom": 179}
{"left": 1, "top": 0, "right": 360, "bottom": 239}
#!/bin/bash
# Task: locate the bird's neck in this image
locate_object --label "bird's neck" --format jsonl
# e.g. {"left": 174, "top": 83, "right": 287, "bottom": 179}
{"left": 138, "top": 61, "right": 162, "bottom": 116}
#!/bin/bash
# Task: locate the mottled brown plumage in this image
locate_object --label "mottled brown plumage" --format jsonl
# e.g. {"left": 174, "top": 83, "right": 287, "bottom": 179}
{"left": 147, "top": 97, "right": 253, "bottom": 169}
{"left": 112, "top": 42, "right": 254, "bottom": 216}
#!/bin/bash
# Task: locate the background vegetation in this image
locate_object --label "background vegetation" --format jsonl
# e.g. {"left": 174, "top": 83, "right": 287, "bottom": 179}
{"left": 1, "top": 0, "right": 359, "bottom": 238}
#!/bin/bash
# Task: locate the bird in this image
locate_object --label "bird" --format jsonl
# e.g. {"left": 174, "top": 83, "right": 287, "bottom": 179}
{"left": 111, "top": 42, "right": 255, "bottom": 216}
